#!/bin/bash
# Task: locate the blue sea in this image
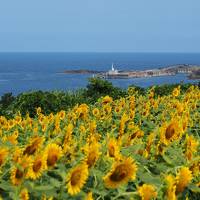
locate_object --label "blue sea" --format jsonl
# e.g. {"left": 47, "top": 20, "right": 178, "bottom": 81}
{"left": 0, "top": 52, "right": 200, "bottom": 96}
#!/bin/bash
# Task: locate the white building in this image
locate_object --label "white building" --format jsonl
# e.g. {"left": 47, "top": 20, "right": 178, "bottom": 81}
{"left": 108, "top": 63, "right": 119, "bottom": 75}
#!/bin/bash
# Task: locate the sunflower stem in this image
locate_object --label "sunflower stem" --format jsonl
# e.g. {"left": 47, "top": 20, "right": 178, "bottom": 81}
{"left": 113, "top": 192, "right": 137, "bottom": 200}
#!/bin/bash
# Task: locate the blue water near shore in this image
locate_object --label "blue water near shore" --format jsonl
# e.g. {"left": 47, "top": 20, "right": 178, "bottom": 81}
{"left": 0, "top": 52, "right": 200, "bottom": 96}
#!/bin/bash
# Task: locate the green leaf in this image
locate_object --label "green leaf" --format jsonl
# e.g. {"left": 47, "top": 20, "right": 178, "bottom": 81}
{"left": 137, "top": 168, "right": 162, "bottom": 187}
{"left": 0, "top": 181, "right": 15, "bottom": 192}
{"left": 188, "top": 183, "right": 200, "bottom": 193}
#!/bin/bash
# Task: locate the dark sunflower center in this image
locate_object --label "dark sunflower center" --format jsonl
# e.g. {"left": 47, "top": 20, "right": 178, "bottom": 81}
{"left": 110, "top": 164, "right": 127, "bottom": 182}
{"left": 23, "top": 145, "right": 37, "bottom": 155}
{"left": 47, "top": 154, "right": 58, "bottom": 166}
{"left": 109, "top": 146, "right": 115, "bottom": 157}
{"left": 71, "top": 170, "right": 81, "bottom": 186}
{"left": 130, "top": 131, "right": 137, "bottom": 140}
{"left": 33, "top": 160, "right": 42, "bottom": 172}
{"left": 165, "top": 124, "right": 175, "bottom": 140}
{"left": 87, "top": 151, "right": 97, "bottom": 168}
{"left": 15, "top": 169, "right": 24, "bottom": 179}
{"left": 183, "top": 122, "right": 187, "bottom": 131}
{"left": 79, "top": 112, "right": 84, "bottom": 118}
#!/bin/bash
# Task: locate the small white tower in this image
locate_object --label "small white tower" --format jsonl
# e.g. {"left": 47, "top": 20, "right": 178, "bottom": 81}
{"left": 108, "top": 63, "right": 118, "bottom": 75}
{"left": 111, "top": 63, "right": 115, "bottom": 71}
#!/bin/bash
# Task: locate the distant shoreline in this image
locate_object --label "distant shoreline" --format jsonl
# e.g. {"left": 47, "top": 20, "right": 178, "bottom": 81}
{"left": 63, "top": 64, "right": 200, "bottom": 80}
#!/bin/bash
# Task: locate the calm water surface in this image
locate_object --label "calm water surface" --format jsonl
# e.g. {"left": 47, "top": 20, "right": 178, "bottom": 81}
{"left": 0, "top": 52, "right": 199, "bottom": 95}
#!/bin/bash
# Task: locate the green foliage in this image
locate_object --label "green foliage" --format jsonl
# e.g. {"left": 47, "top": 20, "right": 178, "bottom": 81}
{"left": 150, "top": 83, "right": 194, "bottom": 97}
{"left": 0, "top": 93, "right": 15, "bottom": 116}
{"left": 84, "top": 78, "right": 127, "bottom": 103}
{"left": 8, "top": 90, "right": 87, "bottom": 117}
{"left": 0, "top": 78, "right": 199, "bottom": 118}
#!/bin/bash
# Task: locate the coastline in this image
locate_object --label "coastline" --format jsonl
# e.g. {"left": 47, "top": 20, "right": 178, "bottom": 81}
{"left": 63, "top": 64, "right": 200, "bottom": 80}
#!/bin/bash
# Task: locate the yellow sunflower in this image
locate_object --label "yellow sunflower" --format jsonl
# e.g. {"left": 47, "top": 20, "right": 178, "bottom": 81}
{"left": 3, "top": 131, "right": 18, "bottom": 145}
{"left": 92, "top": 108, "right": 100, "bottom": 117}
{"left": 189, "top": 157, "right": 200, "bottom": 177}
{"left": 172, "top": 87, "right": 180, "bottom": 97}
{"left": 12, "top": 146, "right": 23, "bottom": 163}
{"left": 160, "top": 120, "right": 182, "bottom": 145}
{"left": 175, "top": 167, "right": 192, "bottom": 194}
{"left": 0, "top": 147, "right": 9, "bottom": 167}
{"left": 10, "top": 156, "right": 32, "bottom": 185}
{"left": 36, "top": 107, "right": 42, "bottom": 115}
{"left": 23, "top": 136, "right": 44, "bottom": 156}
{"left": 58, "top": 110, "right": 66, "bottom": 120}
{"left": 114, "top": 106, "right": 122, "bottom": 115}
{"left": 185, "top": 135, "right": 198, "bottom": 160}
{"left": 45, "top": 143, "right": 63, "bottom": 167}
{"left": 19, "top": 188, "right": 29, "bottom": 200}
{"left": 76, "top": 104, "right": 89, "bottom": 120}
{"left": 107, "top": 138, "right": 120, "bottom": 158}
{"left": 11, "top": 167, "right": 25, "bottom": 185}
{"left": 165, "top": 175, "right": 177, "bottom": 200}
{"left": 103, "top": 157, "right": 137, "bottom": 189}
{"left": 26, "top": 154, "right": 47, "bottom": 180}
{"left": 85, "top": 192, "right": 93, "bottom": 200}
{"left": 66, "top": 163, "right": 89, "bottom": 195}
{"left": 137, "top": 184, "right": 157, "bottom": 200}
{"left": 79, "top": 125, "right": 86, "bottom": 134}
{"left": 84, "top": 142, "right": 101, "bottom": 168}
{"left": 143, "top": 132, "right": 155, "bottom": 158}
{"left": 102, "top": 96, "right": 113, "bottom": 105}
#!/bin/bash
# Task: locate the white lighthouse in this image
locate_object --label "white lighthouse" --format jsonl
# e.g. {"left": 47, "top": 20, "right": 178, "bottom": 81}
{"left": 108, "top": 63, "right": 118, "bottom": 75}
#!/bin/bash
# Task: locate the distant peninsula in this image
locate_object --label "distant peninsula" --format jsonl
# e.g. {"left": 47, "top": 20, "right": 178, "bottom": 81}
{"left": 63, "top": 69, "right": 103, "bottom": 74}
{"left": 63, "top": 64, "right": 200, "bottom": 80}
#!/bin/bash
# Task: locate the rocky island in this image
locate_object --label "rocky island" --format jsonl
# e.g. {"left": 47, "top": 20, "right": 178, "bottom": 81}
{"left": 63, "top": 64, "right": 200, "bottom": 80}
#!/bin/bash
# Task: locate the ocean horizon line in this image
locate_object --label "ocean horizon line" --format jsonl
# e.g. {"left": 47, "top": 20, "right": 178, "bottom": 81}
{"left": 0, "top": 51, "right": 200, "bottom": 54}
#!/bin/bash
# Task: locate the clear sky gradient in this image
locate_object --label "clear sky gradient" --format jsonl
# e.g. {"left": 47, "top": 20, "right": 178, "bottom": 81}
{"left": 0, "top": 0, "right": 199, "bottom": 52}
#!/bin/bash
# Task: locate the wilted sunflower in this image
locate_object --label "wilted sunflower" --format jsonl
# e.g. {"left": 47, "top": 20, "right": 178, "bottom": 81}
{"left": 165, "top": 175, "right": 176, "bottom": 200}
{"left": 175, "top": 167, "right": 192, "bottom": 194}
{"left": 45, "top": 143, "right": 62, "bottom": 167}
{"left": 137, "top": 184, "right": 157, "bottom": 200}
{"left": 103, "top": 157, "right": 137, "bottom": 189}
{"left": 19, "top": 188, "right": 29, "bottom": 200}
{"left": 26, "top": 154, "right": 47, "bottom": 180}
{"left": 0, "top": 147, "right": 9, "bottom": 167}
{"left": 66, "top": 163, "right": 89, "bottom": 195}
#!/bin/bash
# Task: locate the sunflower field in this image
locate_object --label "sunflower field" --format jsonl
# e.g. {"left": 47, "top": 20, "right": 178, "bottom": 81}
{"left": 0, "top": 85, "right": 200, "bottom": 200}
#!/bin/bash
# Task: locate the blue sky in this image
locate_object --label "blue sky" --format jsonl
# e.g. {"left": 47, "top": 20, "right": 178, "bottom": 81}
{"left": 0, "top": 0, "right": 199, "bottom": 52}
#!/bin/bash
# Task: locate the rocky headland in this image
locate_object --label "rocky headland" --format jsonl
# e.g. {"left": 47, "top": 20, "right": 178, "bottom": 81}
{"left": 63, "top": 64, "right": 200, "bottom": 80}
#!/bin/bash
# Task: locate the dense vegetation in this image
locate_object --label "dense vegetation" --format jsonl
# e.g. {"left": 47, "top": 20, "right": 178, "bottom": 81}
{"left": 0, "top": 78, "right": 199, "bottom": 118}
{"left": 0, "top": 82, "right": 199, "bottom": 199}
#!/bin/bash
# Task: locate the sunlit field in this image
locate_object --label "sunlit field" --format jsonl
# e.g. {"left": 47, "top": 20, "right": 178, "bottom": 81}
{"left": 0, "top": 86, "right": 199, "bottom": 200}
